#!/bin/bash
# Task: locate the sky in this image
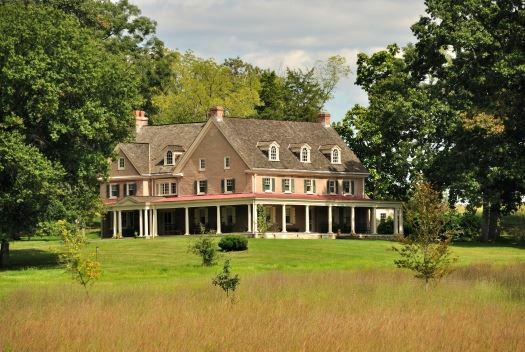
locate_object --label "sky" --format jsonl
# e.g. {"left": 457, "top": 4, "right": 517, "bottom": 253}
{"left": 133, "top": 0, "right": 427, "bottom": 122}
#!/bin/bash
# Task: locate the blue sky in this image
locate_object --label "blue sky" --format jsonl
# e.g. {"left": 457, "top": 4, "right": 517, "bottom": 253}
{"left": 134, "top": 0, "right": 427, "bottom": 122}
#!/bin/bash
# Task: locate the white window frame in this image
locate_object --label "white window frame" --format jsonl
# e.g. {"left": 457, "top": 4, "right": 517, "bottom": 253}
{"left": 197, "top": 180, "right": 207, "bottom": 195}
{"left": 109, "top": 183, "right": 119, "bottom": 199}
{"left": 224, "top": 156, "right": 230, "bottom": 169}
{"left": 262, "top": 177, "right": 274, "bottom": 192}
{"left": 331, "top": 147, "right": 341, "bottom": 164}
{"left": 305, "top": 179, "right": 314, "bottom": 194}
{"left": 199, "top": 158, "right": 206, "bottom": 171}
{"left": 343, "top": 180, "right": 355, "bottom": 195}
{"left": 269, "top": 143, "right": 279, "bottom": 161}
{"left": 328, "top": 180, "right": 337, "bottom": 194}
{"left": 158, "top": 182, "right": 177, "bottom": 196}
{"left": 126, "top": 182, "right": 137, "bottom": 196}
{"left": 165, "top": 150, "right": 174, "bottom": 165}
{"left": 117, "top": 157, "right": 125, "bottom": 170}
{"left": 300, "top": 145, "right": 311, "bottom": 163}
{"left": 283, "top": 178, "right": 292, "bottom": 193}
{"left": 225, "top": 178, "right": 234, "bottom": 193}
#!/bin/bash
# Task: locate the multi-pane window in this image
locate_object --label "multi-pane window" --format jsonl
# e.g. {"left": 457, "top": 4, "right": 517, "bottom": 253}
{"left": 199, "top": 158, "right": 206, "bottom": 171}
{"left": 110, "top": 184, "right": 119, "bottom": 198}
{"left": 165, "top": 150, "right": 173, "bottom": 165}
{"left": 262, "top": 177, "right": 275, "bottom": 192}
{"left": 126, "top": 183, "right": 136, "bottom": 196}
{"left": 159, "top": 182, "right": 177, "bottom": 196}
{"left": 331, "top": 148, "right": 340, "bottom": 164}
{"left": 301, "top": 147, "right": 310, "bottom": 163}
{"left": 171, "top": 183, "right": 177, "bottom": 195}
{"left": 328, "top": 180, "right": 337, "bottom": 194}
{"left": 225, "top": 179, "right": 234, "bottom": 193}
{"left": 283, "top": 178, "right": 293, "bottom": 193}
{"left": 224, "top": 156, "right": 230, "bottom": 169}
{"left": 197, "top": 180, "right": 207, "bottom": 194}
{"left": 380, "top": 213, "right": 387, "bottom": 221}
{"left": 343, "top": 180, "right": 355, "bottom": 195}
{"left": 304, "top": 179, "right": 315, "bottom": 194}
{"left": 118, "top": 157, "right": 125, "bottom": 170}
{"left": 269, "top": 145, "right": 278, "bottom": 161}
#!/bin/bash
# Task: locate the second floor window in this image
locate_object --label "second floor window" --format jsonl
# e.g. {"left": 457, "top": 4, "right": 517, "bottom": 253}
{"left": 328, "top": 180, "right": 338, "bottom": 194}
{"left": 304, "top": 179, "right": 316, "bottom": 194}
{"left": 158, "top": 182, "right": 177, "bottom": 196}
{"left": 262, "top": 177, "right": 275, "bottom": 192}
{"left": 222, "top": 178, "right": 235, "bottom": 193}
{"left": 282, "top": 178, "right": 294, "bottom": 193}
{"left": 118, "top": 157, "right": 125, "bottom": 170}
{"left": 125, "top": 183, "right": 136, "bottom": 196}
{"left": 109, "top": 184, "right": 119, "bottom": 198}
{"left": 199, "top": 158, "right": 206, "bottom": 171}
{"left": 343, "top": 180, "right": 355, "bottom": 195}
{"left": 196, "top": 180, "right": 207, "bottom": 195}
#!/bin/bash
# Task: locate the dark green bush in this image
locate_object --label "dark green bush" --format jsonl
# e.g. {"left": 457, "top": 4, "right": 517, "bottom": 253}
{"left": 218, "top": 235, "right": 248, "bottom": 252}
{"left": 377, "top": 217, "right": 394, "bottom": 234}
{"left": 446, "top": 211, "right": 481, "bottom": 241}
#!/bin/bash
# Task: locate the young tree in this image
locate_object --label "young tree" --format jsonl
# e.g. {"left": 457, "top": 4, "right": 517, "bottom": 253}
{"left": 0, "top": 3, "right": 141, "bottom": 266}
{"left": 212, "top": 259, "right": 240, "bottom": 304}
{"left": 393, "top": 180, "right": 457, "bottom": 286}
{"left": 189, "top": 236, "right": 218, "bottom": 266}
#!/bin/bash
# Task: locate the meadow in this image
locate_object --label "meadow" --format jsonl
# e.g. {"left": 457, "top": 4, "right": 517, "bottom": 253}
{"left": 1, "top": 236, "right": 524, "bottom": 351}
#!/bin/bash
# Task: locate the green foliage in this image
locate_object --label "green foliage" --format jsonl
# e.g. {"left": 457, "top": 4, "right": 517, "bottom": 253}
{"left": 0, "top": 3, "right": 141, "bottom": 260}
{"left": 257, "top": 205, "right": 270, "bottom": 234}
{"left": 189, "top": 236, "right": 218, "bottom": 266}
{"left": 56, "top": 220, "right": 101, "bottom": 293}
{"left": 218, "top": 235, "right": 248, "bottom": 252}
{"left": 393, "top": 180, "right": 457, "bottom": 285}
{"left": 445, "top": 211, "right": 481, "bottom": 242}
{"left": 198, "top": 223, "right": 207, "bottom": 235}
{"left": 212, "top": 259, "right": 240, "bottom": 303}
{"left": 377, "top": 217, "right": 394, "bottom": 235}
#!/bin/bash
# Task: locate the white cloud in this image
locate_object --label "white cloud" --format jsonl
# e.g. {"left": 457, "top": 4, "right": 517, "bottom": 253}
{"left": 132, "top": 0, "right": 427, "bottom": 120}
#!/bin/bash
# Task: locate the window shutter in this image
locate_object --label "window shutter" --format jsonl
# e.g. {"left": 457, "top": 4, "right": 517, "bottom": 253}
{"left": 194, "top": 181, "right": 197, "bottom": 194}
{"left": 327, "top": 180, "right": 330, "bottom": 193}
{"left": 125, "top": 183, "right": 128, "bottom": 196}
{"left": 106, "top": 184, "right": 110, "bottom": 198}
{"left": 232, "top": 179, "right": 236, "bottom": 192}
{"left": 271, "top": 178, "right": 275, "bottom": 192}
{"left": 291, "top": 179, "right": 295, "bottom": 193}
{"left": 313, "top": 180, "right": 316, "bottom": 193}
{"left": 351, "top": 181, "right": 355, "bottom": 195}
{"left": 116, "top": 184, "right": 120, "bottom": 197}
{"left": 262, "top": 178, "right": 265, "bottom": 191}
{"left": 221, "top": 179, "right": 225, "bottom": 193}
{"left": 282, "top": 179, "right": 286, "bottom": 192}
{"left": 203, "top": 180, "right": 208, "bottom": 194}
{"left": 335, "top": 180, "right": 339, "bottom": 194}
{"left": 304, "top": 180, "right": 307, "bottom": 193}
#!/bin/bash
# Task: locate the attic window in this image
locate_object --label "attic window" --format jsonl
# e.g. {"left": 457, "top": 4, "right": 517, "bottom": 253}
{"left": 118, "top": 157, "right": 125, "bottom": 170}
{"left": 331, "top": 147, "right": 341, "bottom": 164}
{"left": 165, "top": 150, "right": 174, "bottom": 165}
{"left": 300, "top": 146, "right": 310, "bottom": 163}
{"left": 269, "top": 144, "right": 279, "bottom": 161}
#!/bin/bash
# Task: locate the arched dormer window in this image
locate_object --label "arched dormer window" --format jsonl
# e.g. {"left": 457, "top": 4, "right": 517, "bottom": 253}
{"left": 165, "top": 150, "right": 174, "bottom": 165}
{"left": 331, "top": 147, "right": 341, "bottom": 164}
{"left": 269, "top": 144, "right": 279, "bottom": 161}
{"left": 301, "top": 146, "right": 311, "bottom": 163}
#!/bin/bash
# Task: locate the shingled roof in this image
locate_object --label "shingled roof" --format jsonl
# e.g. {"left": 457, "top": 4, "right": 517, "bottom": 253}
{"left": 214, "top": 117, "right": 368, "bottom": 174}
{"left": 117, "top": 116, "right": 367, "bottom": 175}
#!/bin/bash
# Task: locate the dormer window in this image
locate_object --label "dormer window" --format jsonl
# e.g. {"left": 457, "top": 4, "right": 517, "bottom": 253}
{"left": 331, "top": 147, "right": 341, "bottom": 164}
{"left": 165, "top": 150, "right": 174, "bottom": 165}
{"left": 269, "top": 144, "right": 279, "bottom": 161}
{"left": 300, "top": 146, "right": 311, "bottom": 163}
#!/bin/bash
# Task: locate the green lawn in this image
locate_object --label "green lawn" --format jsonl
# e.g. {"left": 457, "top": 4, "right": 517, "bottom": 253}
{"left": 2, "top": 236, "right": 524, "bottom": 292}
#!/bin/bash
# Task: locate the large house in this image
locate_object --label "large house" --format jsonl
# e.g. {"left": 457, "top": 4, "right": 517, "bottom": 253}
{"left": 100, "top": 107, "right": 403, "bottom": 239}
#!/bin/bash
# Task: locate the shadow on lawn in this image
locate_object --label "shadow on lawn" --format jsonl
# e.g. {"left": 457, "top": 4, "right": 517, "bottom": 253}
{"left": 4, "top": 249, "right": 60, "bottom": 271}
{"left": 453, "top": 241, "right": 525, "bottom": 250}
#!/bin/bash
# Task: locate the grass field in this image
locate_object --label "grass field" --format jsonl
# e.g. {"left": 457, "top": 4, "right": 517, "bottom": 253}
{"left": 1, "top": 236, "right": 524, "bottom": 351}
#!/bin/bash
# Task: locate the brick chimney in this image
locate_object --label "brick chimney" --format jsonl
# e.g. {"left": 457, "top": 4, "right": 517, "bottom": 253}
{"left": 208, "top": 106, "right": 224, "bottom": 122}
{"left": 134, "top": 110, "right": 148, "bottom": 133}
{"left": 318, "top": 112, "right": 331, "bottom": 127}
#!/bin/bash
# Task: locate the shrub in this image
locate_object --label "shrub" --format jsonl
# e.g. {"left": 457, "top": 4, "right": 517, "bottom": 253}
{"left": 212, "top": 259, "right": 240, "bottom": 303}
{"left": 377, "top": 217, "right": 394, "bottom": 234}
{"left": 189, "top": 236, "right": 217, "bottom": 266}
{"left": 445, "top": 211, "right": 481, "bottom": 241}
{"left": 218, "top": 235, "right": 248, "bottom": 252}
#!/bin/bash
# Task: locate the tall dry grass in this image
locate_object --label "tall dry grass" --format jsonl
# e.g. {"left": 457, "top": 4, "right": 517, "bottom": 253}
{"left": 1, "top": 264, "right": 524, "bottom": 352}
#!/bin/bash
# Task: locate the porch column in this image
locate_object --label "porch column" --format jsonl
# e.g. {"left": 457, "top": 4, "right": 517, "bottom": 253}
{"left": 305, "top": 205, "right": 310, "bottom": 233}
{"left": 281, "top": 204, "right": 287, "bottom": 232}
{"left": 144, "top": 208, "right": 149, "bottom": 237}
{"left": 184, "top": 207, "right": 189, "bottom": 235}
{"left": 328, "top": 205, "right": 333, "bottom": 233}
{"left": 351, "top": 206, "right": 355, "bottom": 234}
{"left": 394, "top": 207, "right": 399, "bottom": 234}
{"left": 117, "top": 210, "right": 122, "bottom": 238}
{"left": 216, "top": 206, "right": 222, "bottom": 234}
{"left": 399, "top": 207, "right": 404, "bottom": 235}
{"left": 153, "top": 209, "right": 158, "bottom": 237}
{"left": 139, "top": 208, "right": 144, "bottom": 237}
{"left": 371, "top": 207, "right": 377, "bottom": 234}
{"left": 112, "top": 211, "right": 117, "bottom": 238}
{"left": 252, "top": 202, "right": 258, "bottom": 234}
{"left": 247, "top": 204, "right": 252, "bottom": 232}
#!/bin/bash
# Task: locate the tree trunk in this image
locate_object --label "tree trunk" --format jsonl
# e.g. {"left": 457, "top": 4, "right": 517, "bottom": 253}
{"left": 0, "top": 239, "right": 9, "bottom": 268}
{"left": 488, "top": 203, "right": 501, "bottom": 242}
{"left": 481, "top": 198, "right": 491, "bottom": 242}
